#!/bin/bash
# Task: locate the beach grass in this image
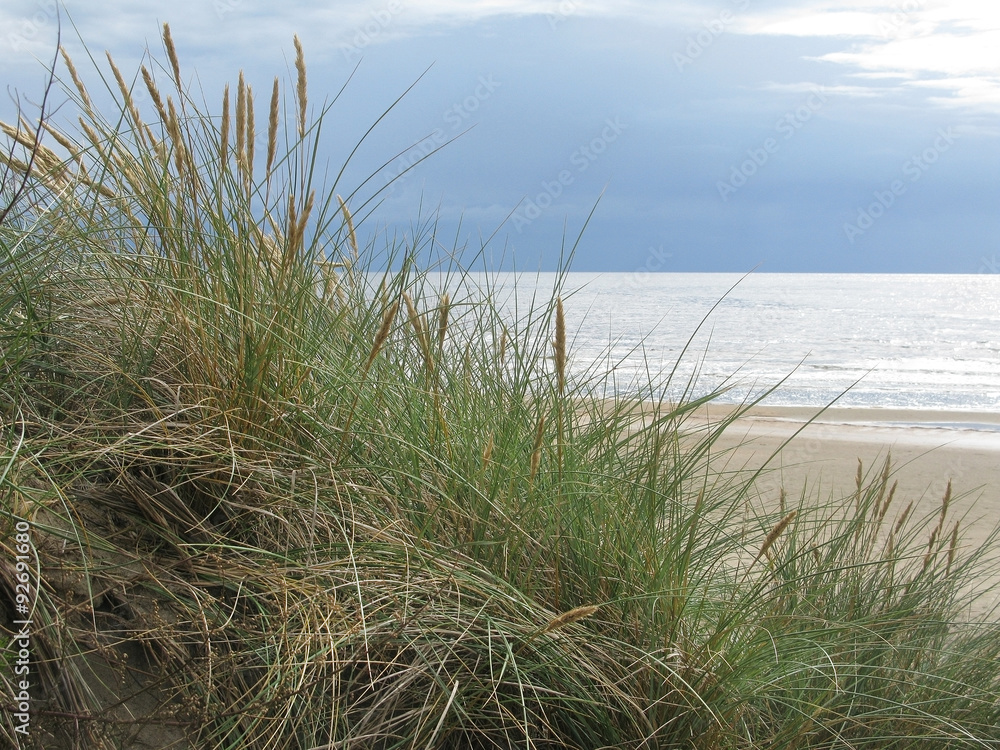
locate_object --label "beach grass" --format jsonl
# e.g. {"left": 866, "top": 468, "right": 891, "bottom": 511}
{"left": 1, "top": 28, "right": 999, "bottom": 749}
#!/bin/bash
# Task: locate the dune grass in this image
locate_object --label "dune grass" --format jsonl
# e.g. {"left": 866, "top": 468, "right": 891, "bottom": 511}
{"left": 1, "top": 27, "right": 999, "bottom": 749}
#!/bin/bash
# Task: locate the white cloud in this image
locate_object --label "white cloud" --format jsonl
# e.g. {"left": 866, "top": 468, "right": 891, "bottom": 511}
{"left": 734, "top": 1, "right": 1000, "bottom": 109}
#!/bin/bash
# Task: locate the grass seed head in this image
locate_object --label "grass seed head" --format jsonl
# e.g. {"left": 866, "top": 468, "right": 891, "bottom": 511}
{"left": 266, "top": 77, "right": 279, "bottom": 175}
{"left": 141, "top": 66, "right": 169, "bottom": 126}
{"left": 437, "top": 293, "right": 450, "bottom": 352}
{"left": 758, "top": 510, "right": 797, "bottom": 564}
{"left": 294, "top": 35, "right": 307, "bottom": 138}
{"left": 60, "top": 46, "right": 92, "bottom": 109}
{"left": 337, "top": 194, "right": 359, "bottom": 260}
{"left": 554, "top": 297, "right": 566, "bottom": 394}
{"left": 541, "top": 604, "right": 600, "bottom": 635}
{"left": 220, "top": 84, "right": 230, "bottom": 160}
{"left": 366, "top": 300, "right": 399, "bottom": 371}
{"left": 163, "top": 23, "right": 182, "bottom": 90}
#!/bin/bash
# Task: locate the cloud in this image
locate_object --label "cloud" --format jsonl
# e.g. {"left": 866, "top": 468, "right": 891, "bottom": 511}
{"left": 734, "top": 1, "right": 1000, "bottom": 110}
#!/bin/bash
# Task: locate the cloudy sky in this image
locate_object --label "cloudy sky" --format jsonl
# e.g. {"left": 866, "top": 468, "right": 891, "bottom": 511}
{"left": 2, "top": 1, "right": 998, "bottom": 272}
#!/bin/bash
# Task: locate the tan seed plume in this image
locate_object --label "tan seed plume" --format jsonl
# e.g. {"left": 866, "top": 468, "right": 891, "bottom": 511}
{"left": 246, "top": 86, "right": 255, "bottom": 189}
{"left": 162, "top": 23, "right": 182, "bottom": 91}
{"left": 437, "top": 293, "right": 450, "bottom": 353}
{"left": 541, "top": 604, "right": 600, "bottom": 635}
{"left": 337, "top": 194, "right": 359, "bottom": 260}
{"left": 60, "top": 47, "right": 92, "bottom": 110}
{"left": 220, "top": 84, "right": 230, "bottom": 160}
{"left": 106, "top": 52, "right": 145, "bottom": 137}
{"left": 294, "top": 35, "right": 307, "bottom": 138}
{"left": 554, "top": 297, "right": 566, "bottom": 395}
{"left": 894, "top": 500, "right": 914, "bottom": 536}
{"left": 236, "top": 72, "right": 247, "bottom": 172}
{"left": 529, "top": 416, "right": 546, "bottom": 483}
{"left": 266, "top": 77, "right": 279, "bottom": 176}
{"left": 366, "top": 301, "right": 399, "bottom": 372}
{"left": 877, "top": 480, "right": 898, "bottom": 525}
{"left": 756, "top": 510, "right": 797, "bottom": 566}
{"left": 497, "top": 326, "right": 508, "bottom": 365}
{"left": 141, "top": 66, "right": 169, "bottom": 126}
{"left": 403, "top": 293, "right": 434, "bottom": 373}
{"left": 482, "top": 434, "right": 494, "bottom": 468}
{"left": 874, "top": 454, "right": 892, "bottom": 512}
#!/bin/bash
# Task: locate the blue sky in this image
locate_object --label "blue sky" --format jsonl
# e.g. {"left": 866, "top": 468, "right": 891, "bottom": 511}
{"left": 2, "top": 0, "right": 998, "bottom": 272}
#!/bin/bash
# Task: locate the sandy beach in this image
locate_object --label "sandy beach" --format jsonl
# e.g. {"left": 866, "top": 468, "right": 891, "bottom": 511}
{"left": 698, "top": 405, "right": 1000, "bottom": 549}
{"left": 609, "top": 401, "right": 1000, "bottom": 547}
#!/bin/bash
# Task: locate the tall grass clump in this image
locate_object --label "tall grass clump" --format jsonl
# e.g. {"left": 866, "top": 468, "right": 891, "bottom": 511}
{"left": 2, "top": 27, "right": 999, "bottom": 749}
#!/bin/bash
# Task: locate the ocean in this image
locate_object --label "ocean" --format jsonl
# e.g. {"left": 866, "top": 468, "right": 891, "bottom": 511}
{"left": 485, "top": 273, "right": 1000, "bottom": 412}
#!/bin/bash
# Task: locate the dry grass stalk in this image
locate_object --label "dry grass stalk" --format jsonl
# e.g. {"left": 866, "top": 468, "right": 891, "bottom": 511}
{"left": 756, "top": 510, "right": 797, "bottom": 567}
{"left": 403, "top": 293, "right": 434, "bottom": 374}
{"left": 874, "top": 454, "right": 892, "bottom": 512}
{"left": 540, "top": 604, "right": 600, "bottom": 635}
{"left": 482, "top": 434, "right": 494, "bottom": 469}
{"left": 162, "top": 23, "right": 182, "bottom": 91}
{"left": 0, "top": 120, "right": 35, "bottom": 150}
{"left": 141, "top": 66, "right": 169, "bottom": 127}
{"left": 246, "top": 86, "right": 256, "bottom": 189}
{"left": 554, "top": 297, "right": 566, "bottom": 395}
{"left": 78, "top": 120, "right": 105, "bottom": 156}
{"left": 40, "top": 121, "right": 77, "bottom": 155}
{"left": 220, "top": 84, "right": 230, "bottom": 161}
{"left": 294, "top": 35, "right": 307, "bottom": 138}
{"left": 236, "top": 72, "right": 247, "bottom": 175}
{"left": 365, "top": 301, "right": 399, "bottom": 372}
{"left": 266, "top": 77, "right": 279, "bottom": 176}
{"left": 529, "top": 416, "right": 545, "bottom": 484}
{"left": 166, "top": 97, "right": 186, "bottom": 175}
{"left": 0, "top": 153, "right": 30, "bottom": 176}
{"left": 60, "top": 47, "right": 92, "bottom": 109}
{"left": 877, "top": 480, "right": 898, "bottom": 525}
{"left": 437, "top": 293, "right": 450, "bottom": 353}
{"left": 337, "top": 194, "right": 359, "bottom": 260}
{"left": 497, "top": 326, "right": 508, "bottom": 365}
{"left": 285, "top": 194, "right": 299, "bottom": 263}
{"left": 105, "top": 53, "right": 146, "bottom": 141}
{"left": 894, "top": 500, "right": 914, "bottom": 536}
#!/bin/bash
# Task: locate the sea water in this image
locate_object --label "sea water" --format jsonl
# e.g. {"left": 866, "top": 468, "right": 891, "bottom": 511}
{"left": 483, "top": 273, "right": 1000, "bottom": 412}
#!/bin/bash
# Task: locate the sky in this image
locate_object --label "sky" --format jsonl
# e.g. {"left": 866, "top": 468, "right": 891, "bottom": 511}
{"left": 2, "top": 0, "right": 998, "bottom": 273}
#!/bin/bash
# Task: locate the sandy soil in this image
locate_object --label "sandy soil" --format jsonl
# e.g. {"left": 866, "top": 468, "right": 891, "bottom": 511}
{"left": 699, "top": 405, "right": 999, "bottom": 542}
